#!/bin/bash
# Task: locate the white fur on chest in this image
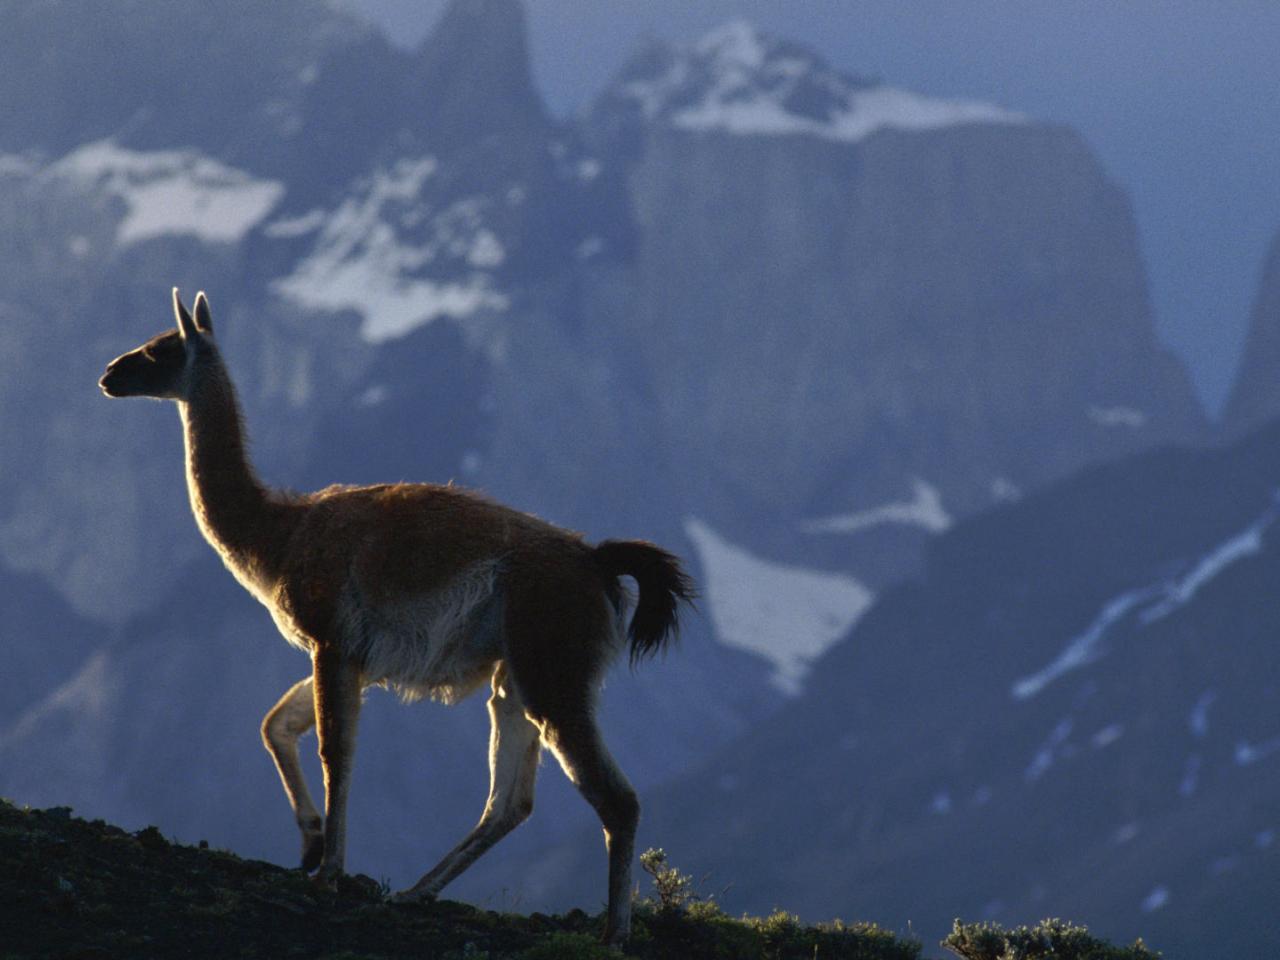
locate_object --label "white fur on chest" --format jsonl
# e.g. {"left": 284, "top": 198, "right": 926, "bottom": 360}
{"left": 339, "top": 560, "right": 505, "bottom": 704}
{"left": 213, "top": 546, "right": 289, "bottom": 627}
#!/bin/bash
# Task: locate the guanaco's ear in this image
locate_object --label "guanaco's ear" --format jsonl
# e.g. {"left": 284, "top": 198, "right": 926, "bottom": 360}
{"left": 173, "top": 287, "right": 199, "bottom": 341}
{"left": 193, "top": 291, "right": 214, "bottom": 334}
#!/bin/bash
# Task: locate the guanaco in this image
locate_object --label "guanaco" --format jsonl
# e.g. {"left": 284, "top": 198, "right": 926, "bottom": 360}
{"left": 99, "top": 289, "right": 694, "bottom": 944}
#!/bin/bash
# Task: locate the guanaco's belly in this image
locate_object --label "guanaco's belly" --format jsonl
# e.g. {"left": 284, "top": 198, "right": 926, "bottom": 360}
{"left": 338, "top": 561, "right": 505, "bottom": 704}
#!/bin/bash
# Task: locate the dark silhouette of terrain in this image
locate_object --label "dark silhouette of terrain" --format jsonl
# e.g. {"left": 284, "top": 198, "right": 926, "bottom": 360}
{"left": 0, "top": 798, "right": 1158, "bottom": 959}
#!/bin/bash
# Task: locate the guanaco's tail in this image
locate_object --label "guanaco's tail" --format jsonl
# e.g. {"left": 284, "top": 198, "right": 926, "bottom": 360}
{"left": 593, "top": 539, "right": 696, "bottom": 664}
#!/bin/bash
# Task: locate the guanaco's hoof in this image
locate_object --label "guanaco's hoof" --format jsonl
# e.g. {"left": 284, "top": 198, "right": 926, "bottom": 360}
{"left": 601, "top": 924, "right": 630, "bottom": 947}
{"left": 388, "top": 887, "right": 438, "bottom": 906}
{"left": 336, "top": 873, "right": 384, "bottom": 901}
{"left": 300, "top": 835, "right": 324, "bottom": 873}
{"left": 309, "top": 868, "right": 341, "bottom": 891}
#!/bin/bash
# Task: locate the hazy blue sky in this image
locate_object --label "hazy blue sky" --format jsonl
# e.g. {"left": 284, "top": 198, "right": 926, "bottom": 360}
{"left": 347, "top": 0, "right": 1280, "bottom": 417}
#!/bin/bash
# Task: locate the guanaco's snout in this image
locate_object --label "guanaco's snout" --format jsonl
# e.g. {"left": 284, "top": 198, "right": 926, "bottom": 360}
{"left": 98, "top": 363, "right": 121, "bottom": 397}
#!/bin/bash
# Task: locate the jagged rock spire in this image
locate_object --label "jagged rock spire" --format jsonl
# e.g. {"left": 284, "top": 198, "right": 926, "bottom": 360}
{"left": 1224, "top": 230, "right": 1280, "bottom": 436}
{"left": 406, "top": 0, "right": 547, "bottom": 143}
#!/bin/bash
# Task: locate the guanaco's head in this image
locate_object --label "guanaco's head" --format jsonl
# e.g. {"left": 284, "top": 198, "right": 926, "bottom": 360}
{"left": 100, "top": 288, "right": 216, "bottom": 401}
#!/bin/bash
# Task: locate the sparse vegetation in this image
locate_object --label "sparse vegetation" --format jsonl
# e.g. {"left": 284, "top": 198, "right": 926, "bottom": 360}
{"left": 638, "top": 847, "right": 697, "bottom": 912}
{"left": 0, "top": 798, "right": 1157, "bottom": 959}
{"left": 629, "top": 846, "right": 922, "bottom": 959}
{"left": 944, "top": 918, "right": 1161, "bottom": 960}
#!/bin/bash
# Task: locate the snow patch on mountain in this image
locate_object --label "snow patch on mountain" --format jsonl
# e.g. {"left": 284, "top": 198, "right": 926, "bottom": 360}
{"left": 684, "top": 517, "right": 873, "bottom": 695}
{"left": 50, "top": 140, "right": 284, "bottom": 245}
{"left": 1235, "top": 736, "right": 1280, "bottom": 766}
{"left": 271, "top": 157, "right": 508, "bottom": 343}
{"left": 1189, "top": 689, "right": 1216, "bottom": 738}
{"left": 1139, "top": 503, "right": 1274, "bottom": 623}
{"left": 1113, "top": 822, "right": 1140, "bottom": 844}
{"left": 1013, "top": 495, "right": 1280, "bottom": 700}
{"left": 263, "top": 208, "right": 327, "bottom": 238}
{"left": 575, "top": 237, "right": 605, "bottom": 260}
{"left": 1024, "top": 717, "right": 1073, "bottom": 782}
{"left": 991, "top": 477, "right": 1023, "bottom": 502}
{"left": 0, "top": 650, "right": 115, "bottom": 750}
{"left": 1092, "top": 723, "right": 1124, "bottom": 748}
{"left": 620, "top": 20, "right": 1022, "bottom": 145}
{"left": 1141, "top": 886, "right": 1170, "bottom": 913}
{"left": 802, "top": 479, "right": 952, "bottom": 535}
{"left": 674, "top": 84, "right": 1023, "bottom": 143}
{"left": 1012, "top": 588, "right": 1156, "bottom": 701}
{"left": 1178, "top": 754, "right": 1202, "bottom": 797}
{"left": 1089, "top": 405, "right": 1147, "bottom": 428}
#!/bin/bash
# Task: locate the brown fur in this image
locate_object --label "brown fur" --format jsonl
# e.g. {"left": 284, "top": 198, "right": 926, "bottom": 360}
{"left": 99, "top": 289, "right": 693, "bottom": 945}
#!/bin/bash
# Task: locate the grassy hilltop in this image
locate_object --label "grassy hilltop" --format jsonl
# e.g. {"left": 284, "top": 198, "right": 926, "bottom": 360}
{"left": 0, "top": 799, "right": 1159, "bottom": 959}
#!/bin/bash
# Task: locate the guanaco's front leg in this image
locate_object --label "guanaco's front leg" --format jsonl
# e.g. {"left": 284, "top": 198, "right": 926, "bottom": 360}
{"left": 311, "top": 646, "right": 363, "bottom": 882}
{"left": 261, "top": 676, "right": 324, "bottom": 870}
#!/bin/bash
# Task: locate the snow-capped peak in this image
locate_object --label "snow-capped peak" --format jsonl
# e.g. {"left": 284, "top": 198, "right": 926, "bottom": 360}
{"left": 605, "top": 20, "right": 1023, "bottom": 144}
{"left": 692, "top": 19, "right": 769, "bottom": 70}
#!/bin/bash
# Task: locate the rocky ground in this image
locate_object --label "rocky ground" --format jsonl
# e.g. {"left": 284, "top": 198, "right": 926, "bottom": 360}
{"left": 0, "top": 798, "right": 918, "bottom": 959}
{"left": 0, "top": 798, "right": 1158, "bottom": 959}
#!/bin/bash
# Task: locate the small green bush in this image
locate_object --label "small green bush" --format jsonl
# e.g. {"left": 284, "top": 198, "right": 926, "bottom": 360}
{"left": 639, "top": 847, "right": 696, "bottom": 913}
{"left": 944, "top": 918, "right": 1161, "bottom": 960}
{"left": 631, "top": 848, "right": 920, "bottom": 960}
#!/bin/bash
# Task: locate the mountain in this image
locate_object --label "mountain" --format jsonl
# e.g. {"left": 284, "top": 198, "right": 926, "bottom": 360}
{"left": 1224, "top": 228, "right": 1280, "bottom": 436}
{"left": 577, "top": 21, "right": 1204, "bottom": 525}
{"left": 0, "top": 0, "right": 1221, "bottom": 926}
{"left": 528, "top": 417, "right": 1280, "bottom": 958}
{"left": 540, "top": 19, "right": 1207, "bottom": 696}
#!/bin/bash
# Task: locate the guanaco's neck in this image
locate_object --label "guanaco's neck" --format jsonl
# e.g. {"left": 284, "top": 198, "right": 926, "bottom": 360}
{"left": 179, "top": 353, "right": 295, "bottom": 588}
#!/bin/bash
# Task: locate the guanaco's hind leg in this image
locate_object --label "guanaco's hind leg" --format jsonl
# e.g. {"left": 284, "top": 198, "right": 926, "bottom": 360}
{"left": 538, "top": 712, "right": 640, "bottom": 947}
{"left": 497, "top": 558, "right": 638, "bottom": 943}
{"left": 261, "top": 676, "right": 324, "bottom": 870}
{"left": 312, "top": 646, "right": 364, "bottom": 882}
{"left": 394, "top": 662, "right": 541, "bottom": 902}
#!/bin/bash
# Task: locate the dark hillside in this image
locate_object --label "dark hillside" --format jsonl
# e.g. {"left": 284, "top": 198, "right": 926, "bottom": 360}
{"left": 0, "top": 799, "right": 921, "bottom": 960}
{"left": 0, "top": 799, "right": 1157, "bottom": 959}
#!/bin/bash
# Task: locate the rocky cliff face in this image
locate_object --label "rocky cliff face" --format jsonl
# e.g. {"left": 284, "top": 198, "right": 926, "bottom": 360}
{"left": 574, "top": 23, "right": 1204, "bottom": 525}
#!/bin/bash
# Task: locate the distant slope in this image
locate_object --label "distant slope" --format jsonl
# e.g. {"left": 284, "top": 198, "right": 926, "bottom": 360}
{"left": 526, "top": 416, "right": 1280, "bottom": 958}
